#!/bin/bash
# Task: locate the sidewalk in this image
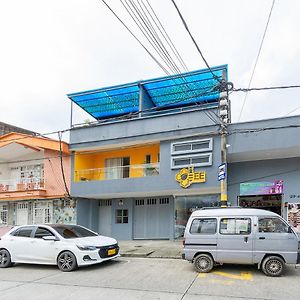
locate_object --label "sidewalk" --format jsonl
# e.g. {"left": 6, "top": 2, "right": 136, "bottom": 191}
{"left": 118, "top": 239, "right": 183, "bottom": 259}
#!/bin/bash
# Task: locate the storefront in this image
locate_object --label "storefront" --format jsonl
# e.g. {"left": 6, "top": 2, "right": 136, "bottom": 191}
{"left": 174, "top": 195, "right": 219, "bottom": 238}
{"left": 237, "top": 180, "right": 284, "bottom": 216}
{"left": 0, "top": 198, "right": 77, "bottom": 226}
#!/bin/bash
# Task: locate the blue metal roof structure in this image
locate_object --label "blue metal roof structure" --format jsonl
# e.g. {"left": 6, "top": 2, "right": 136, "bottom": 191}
{"left": 67, "top": 65, "right": 227, "bottom": 120}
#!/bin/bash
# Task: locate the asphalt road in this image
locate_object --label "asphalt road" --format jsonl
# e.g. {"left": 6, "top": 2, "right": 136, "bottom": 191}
{"left": 0, "top": 257, "right": 299, "bottom": 300}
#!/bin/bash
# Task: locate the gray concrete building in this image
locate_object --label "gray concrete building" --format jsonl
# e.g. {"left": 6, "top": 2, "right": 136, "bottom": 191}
{"left": 68, "top": 66, "right": 300, "bottom": 240}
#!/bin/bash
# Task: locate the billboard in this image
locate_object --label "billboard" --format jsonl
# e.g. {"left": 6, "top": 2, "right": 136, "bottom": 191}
{"left": 240, "top": 180, "right": 283, "bottom": 196}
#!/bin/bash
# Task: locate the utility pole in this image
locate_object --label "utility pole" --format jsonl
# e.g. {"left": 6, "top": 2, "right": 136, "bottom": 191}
{"left": 218, "top": 80, "right": 231, "bottom": 207}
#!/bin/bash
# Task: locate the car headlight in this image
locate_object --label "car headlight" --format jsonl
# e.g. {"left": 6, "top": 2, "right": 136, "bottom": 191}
{"left": 76, "top": 245, "right": 97, "bottom": 251}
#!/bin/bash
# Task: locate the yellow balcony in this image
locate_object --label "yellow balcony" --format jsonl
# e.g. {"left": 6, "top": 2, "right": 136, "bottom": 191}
{"left": 74, "top": 163, "right": 160, "bottom": 182}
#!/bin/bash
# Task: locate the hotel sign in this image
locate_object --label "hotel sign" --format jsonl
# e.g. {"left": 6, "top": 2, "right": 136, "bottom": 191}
{"left": 175, "top": 166, "right": 206, "bottom": 188}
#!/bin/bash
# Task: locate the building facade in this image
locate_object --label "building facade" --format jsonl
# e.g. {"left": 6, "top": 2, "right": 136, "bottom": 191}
{"left": 68, "top": 66, "right": 228, "bottom": 240}
{"left": 0, "top": 133, "right": 76, "bottom": 226}
{"left": 227, "top": 115, "right": 300, "bottom": 233}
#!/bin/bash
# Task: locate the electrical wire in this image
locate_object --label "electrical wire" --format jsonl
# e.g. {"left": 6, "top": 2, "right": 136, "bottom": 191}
{"left": 101, "top": 0, "right": 170, "bottom": 75}
{"left": 58, "top": 131, "right": 71, "bottom": 198}
{"left": 144, "top": 0, "right": 189, "bottom": 72}
{"left": 101, "top": 0, "right": 222, "bottom": 124}
{"left": 233, "top": 84, "right": 300, "bottom": 92}
{"left": 237, "top": 0, "right": 276, "bottom": 122}
{"left": 120, "top": 0, "right": 178, "bottom": 74}
{"left": 170, "top": 0, "right": 222, "bottom": 84}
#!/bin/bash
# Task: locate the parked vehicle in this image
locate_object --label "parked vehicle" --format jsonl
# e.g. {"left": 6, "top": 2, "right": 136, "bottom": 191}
{"left": 0, "top": 224, "right": 120, "bottom": 272}
{"left": 182, "top": 208, "right": 300, "bottom": 276}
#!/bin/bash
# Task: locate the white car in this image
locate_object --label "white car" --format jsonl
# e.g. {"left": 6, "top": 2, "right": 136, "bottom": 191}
{"left": 0, "top": 224, "right": 120, "bottom": 272}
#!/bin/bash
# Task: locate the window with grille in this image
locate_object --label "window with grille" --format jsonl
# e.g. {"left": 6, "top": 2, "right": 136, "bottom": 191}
{"left": 159, "top": 198, "right": 169, "bottom": 205}
{"left": 115, "top": 209, "right": 128, "bottom": 224}
{"left": 147, "top": 198, "right": 157, "bottom": 205}
{"left": 99, "top": 200, "right": 112, "bottom": 206}
{"left": 0, "top": 205, "right": 8, "bottom": 225}
{"left": 171, "top": 153, "right": 212, "bottom": 169}
{"left": 135, "top": 199, "right": 145, "bottom": 206}
{"left": 171, "top": 138, "right": 212, "bottom": 155}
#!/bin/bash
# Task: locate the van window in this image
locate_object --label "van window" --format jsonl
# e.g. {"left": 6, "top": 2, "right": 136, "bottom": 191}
{"left": 258, "top": 217, "right": 289, "bottom": 233}
{"left": 220, "top": 218, "right": 251, "bottom": 235}
{"left": 190, "top": 218, "right": 217, "bottom": 234}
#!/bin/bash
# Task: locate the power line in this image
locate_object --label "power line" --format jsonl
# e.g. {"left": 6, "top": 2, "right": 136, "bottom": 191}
{"left": 101, "top": 0, "right": 222, "bottom": 124}
{"left": 237, "top": 0, "right": 276, "bottom": 122}
{"left": 100, "top": 0, "right": 170, "bottom": 75}
{"left": 170, "top": 0, "right": 222, "bottom": 84}
{"left": 144, "top": 0, "right": 189, "bottom": 72}
{"left": 119, "top": 0, "right": 180, "bottom": 74}
{"left": 233, "top": 84, "right": 300, "bottom": 92}
{"left": 58, "top": 131, "right": 71, "bottom": 198}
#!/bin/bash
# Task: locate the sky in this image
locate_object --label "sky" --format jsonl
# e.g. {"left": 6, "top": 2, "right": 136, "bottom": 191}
{"left": 1, "top": 0, "right": 300, "bottom": 140}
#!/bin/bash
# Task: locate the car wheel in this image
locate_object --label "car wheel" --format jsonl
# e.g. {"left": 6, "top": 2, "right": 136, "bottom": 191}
{"left": 194, "top": 254, "right": 214, "bottom": 273}
{"left": 262, "top": 256, "right": 285, "bottom": 277}
{"left": 57, "top": 251, "right": 78, "bottom": 272}
{"left": 0, "top": 249, "right": 12, "bottom": 268}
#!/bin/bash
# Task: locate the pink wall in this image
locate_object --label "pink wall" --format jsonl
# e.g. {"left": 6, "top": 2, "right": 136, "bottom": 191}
{"left": 43, "top": 149, "right": 71, "bottom": 197}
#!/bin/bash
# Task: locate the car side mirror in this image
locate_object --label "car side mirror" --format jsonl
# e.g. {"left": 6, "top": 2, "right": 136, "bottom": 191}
{"left": 42, "top": 236, "right": 57, "bottom": 241}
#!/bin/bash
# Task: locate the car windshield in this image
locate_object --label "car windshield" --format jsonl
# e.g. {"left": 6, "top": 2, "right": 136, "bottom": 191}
{"left": 52, "top": 225, "right": 98, "bottom": 239}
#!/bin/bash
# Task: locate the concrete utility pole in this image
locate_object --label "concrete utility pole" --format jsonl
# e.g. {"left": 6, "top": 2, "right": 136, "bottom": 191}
{"left": 220, "top": 126, "right": 228, "bottom": 207}
{"left": 219, "top": 80, "right": 231, "bottom": 207}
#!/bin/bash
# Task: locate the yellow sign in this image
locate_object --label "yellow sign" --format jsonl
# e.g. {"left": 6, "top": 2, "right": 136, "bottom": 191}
{"left": 175, "top": 166, "right": 206, "bottom": 188}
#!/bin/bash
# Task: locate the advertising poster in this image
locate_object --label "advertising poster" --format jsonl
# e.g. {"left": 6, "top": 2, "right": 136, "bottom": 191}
{"left": 287, "top": 203, "right": 300, "bottom": 232}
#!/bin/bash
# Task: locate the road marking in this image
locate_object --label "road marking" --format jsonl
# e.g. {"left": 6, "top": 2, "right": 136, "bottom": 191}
{"left": 209, "top": 279, "right": 234, "bottom": 285}
{"left": 212, "top": 271, "right": 253, "bottom": 281}
{"left": 198, "top": 273, "right": 207, "bottom": 278}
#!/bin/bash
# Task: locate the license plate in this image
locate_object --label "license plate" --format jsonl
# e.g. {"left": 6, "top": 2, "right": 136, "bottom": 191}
{"left": 108, "top": 248, "right": 116, "bottom": 256}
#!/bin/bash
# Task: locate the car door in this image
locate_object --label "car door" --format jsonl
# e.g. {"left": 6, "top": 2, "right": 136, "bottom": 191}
{"left": 27, "top": 227, "right": 59, "bottom": 264}
{"left": 254, "top": 217, "right": 299, "bottom": 264}
{"left": 217, "top": 217, "right": 253, "bottom": 264}
{"left": 9, "top": 226, "right": 35, "bottom": 262}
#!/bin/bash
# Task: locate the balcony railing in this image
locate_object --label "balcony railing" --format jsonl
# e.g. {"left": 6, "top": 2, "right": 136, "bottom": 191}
{"left": 74, "top": 163, "right": 160, "bottom": 182}
{"left": 0, "top": 178, "right": 45, "bottom": 192}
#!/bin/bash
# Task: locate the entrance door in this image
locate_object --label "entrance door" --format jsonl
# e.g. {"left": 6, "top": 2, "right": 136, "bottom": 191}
{"left": 98, "top": 200, "right": 112, "bottom": 236}
{"left": 217, "top": 217, "right": 253, "bottom": 264}
{"left": 239, "top": 195, "right": 282, "bottom": 215}
{"left": 32, "top": 201, "right": 53, "bottom": 224}
{"left": 133, "top": 197, "right": 171, "bottom": 239}
{"left": 16, "top": 202, "right": 29, "bottom": 225}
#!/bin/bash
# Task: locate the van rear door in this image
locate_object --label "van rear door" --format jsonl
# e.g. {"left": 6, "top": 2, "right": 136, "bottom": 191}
{"left": 217, "top": 217, "right": 253, "bottom": 264}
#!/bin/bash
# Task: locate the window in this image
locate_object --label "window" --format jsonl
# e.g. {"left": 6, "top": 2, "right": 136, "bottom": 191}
{"left": 190, "top": 218, "right": 217, "bottom": 234}
{"left": 0, "top": 205, "right": 8, "bottom": 225}
{"left": 105, "top": 157, "right": 130, "bottom": 179}
{"left": 12, "top": 227, "right": 34, "bottom": 238}
{"left": 34, "top": 227, "right": 55, "bottom": 239}
{"left": 171, "top": 153, "right": 212, "bottom": 169}
{"left": 52, "top": 225, "right": 98, "bottom": 239}
{"left": 220, "top": 218, "right": 251, "bottom": 235}
{"left": 116, "top": 209, "right": 128, "bottom": 224}
{"left": 171, "top": 138, "right": 213, "bottom": 155}
{"left": 258, "top": 217, "right": 289, "bottom": 233}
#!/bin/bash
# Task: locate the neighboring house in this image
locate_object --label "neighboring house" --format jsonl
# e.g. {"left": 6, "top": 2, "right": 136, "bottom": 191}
{"left": 0, "top": 132, "right": 75, "bottom": 226}
{"left": 227, "top": 115, "right": 300, "bottom": 227}
{"left": 0, "top": 121, "right": 37, "bottom": 136}
{"left": 68, "top": 65, "right": 228, "bottom": 240}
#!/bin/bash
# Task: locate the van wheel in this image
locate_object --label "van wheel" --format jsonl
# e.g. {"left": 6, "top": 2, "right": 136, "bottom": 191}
{"left": 262, "top": 256, "right": 285, "bottom": 277}
{"left": 194, "top": 254, "right": 214, "bottom": 273}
